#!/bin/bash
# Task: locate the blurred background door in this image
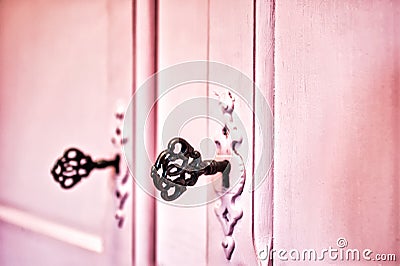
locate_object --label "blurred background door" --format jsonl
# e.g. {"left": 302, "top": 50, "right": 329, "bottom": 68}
{"left": 0, "top": 1, "right": 132, "bottom": 265}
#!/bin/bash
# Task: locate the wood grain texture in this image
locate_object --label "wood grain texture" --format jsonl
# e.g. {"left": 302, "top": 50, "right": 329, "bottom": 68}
{"left": 275, "top": 1, "right": 399, "bottom": 265}
{"left": 207, "top": 0, "right": 258, "bottom": 265}
{"left": 133, "top": 0, "right": 157, "bottom": 265}
{"left": 253, "top": 1, "right": 275, "bottom": 266}
{"left": 156, "top": 1, "right": 208, "bottom": 265}
{"left": 0, "top": 0, "right": 132, "bottom": 265}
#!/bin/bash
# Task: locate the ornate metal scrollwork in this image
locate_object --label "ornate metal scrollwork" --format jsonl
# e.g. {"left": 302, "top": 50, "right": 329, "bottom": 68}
{"left": 213, "top": 90, "right": 246, "bottom": 260}
{"left": 51, "top": 148, "right": 120, "bottom": 189}
{"left": 151, "top": 137, "right": 231, "bottom": 201}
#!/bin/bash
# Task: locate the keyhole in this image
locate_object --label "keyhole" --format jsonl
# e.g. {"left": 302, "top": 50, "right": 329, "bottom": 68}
{"left": 222, "top": 208, "right": 229, "bottom": 222}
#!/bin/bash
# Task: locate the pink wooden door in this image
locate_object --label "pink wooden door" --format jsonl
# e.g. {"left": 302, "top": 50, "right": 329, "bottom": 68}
{"left": 3, "top": 1, "right": 397, "bottom": 265}
{"left": 132, "top": 0, "right": 274, "bottom": 265}
{"left": 0, "top": 1, "right": 132, "bottom": 265}
{"left": 274, "top": 1, "right": 400, "bottom": 265}
{"left": 132, "top": 0, "right": 399, "bottom": 265}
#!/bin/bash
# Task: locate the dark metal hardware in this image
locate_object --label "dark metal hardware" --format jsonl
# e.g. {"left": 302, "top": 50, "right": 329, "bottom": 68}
{"left": 151, "top": 137, "right": 231, "bottom": 201}
{"left": 51, "top": 148, "right": 120, "bottom": 189}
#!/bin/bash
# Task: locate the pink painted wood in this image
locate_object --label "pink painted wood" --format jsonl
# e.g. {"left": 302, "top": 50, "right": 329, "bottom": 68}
{"left": 135, "top": 1, "right": 399, "bottom": 265}
{"left": 146, "top": 1, "right": 274, "bottom": 264}
{"left": 253, "top": 1, "right": 275, "bottom": 266}
{"left": 156, "top": 1, "right": 208, "bottom": 265}
{"left": 0, "top": 0, "right": 132, "bottom": 265}
{"left": 207, "top": 0, "right": 259, "bottom": 265}
{"left": 133, "top": 0, "right": 157, "bottom": 265}
{"left": 274, "top": 1, "right": 399, "bottom": 265}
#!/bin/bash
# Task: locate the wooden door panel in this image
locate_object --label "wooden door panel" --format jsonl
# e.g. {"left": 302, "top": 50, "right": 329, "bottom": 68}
{"left": 156, "top": 1, "right": 208, "bottom": 265}
{"left": 207, "top": 1, "right": 258, "bottom": 265}
{"left": 274, "top": 1, "right": 400, "bottom": 265}
{"left": 132, "top": 1, "right": 399, "bottom": 265}
{"left": 0, "top": 1, "right": 132, "bottom": 265}
{"left": 253, "top": 1, "right": 275, "bottom": 265}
